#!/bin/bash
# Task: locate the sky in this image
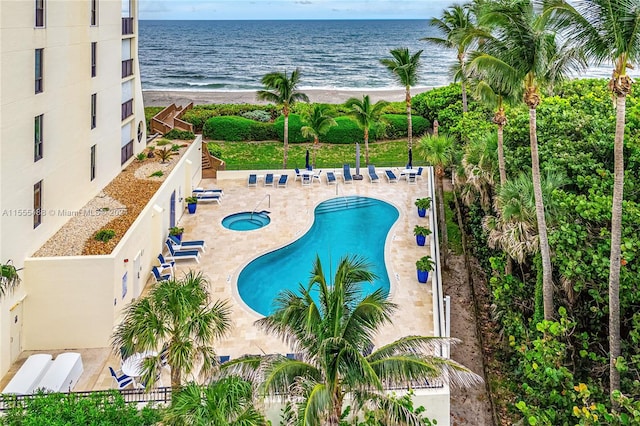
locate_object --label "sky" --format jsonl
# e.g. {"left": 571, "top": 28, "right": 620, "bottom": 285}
{"left": 138, "top": 0, "right": 453, "bottom": 20}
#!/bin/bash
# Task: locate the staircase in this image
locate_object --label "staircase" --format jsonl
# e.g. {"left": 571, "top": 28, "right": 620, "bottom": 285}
{"left": 315, "top": 196, "right": 376, "bottom": 214}
{"left": 202, "top": 142, "right": 225, "bottom": 178}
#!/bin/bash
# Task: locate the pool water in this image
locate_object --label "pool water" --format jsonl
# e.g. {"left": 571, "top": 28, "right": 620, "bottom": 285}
{"left": 222, "top": 211, "right": 271, "bottom": 231}
{"left": 237, "top": 196, "right": 399, "bottom": 316}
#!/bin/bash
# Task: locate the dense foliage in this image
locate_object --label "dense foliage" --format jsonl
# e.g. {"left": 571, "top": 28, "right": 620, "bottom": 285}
{"left": 163, "top": 128, "right": 195, "bottom": 140}
{"left": 203, "top": 116, "right": 277, "bottom": 141}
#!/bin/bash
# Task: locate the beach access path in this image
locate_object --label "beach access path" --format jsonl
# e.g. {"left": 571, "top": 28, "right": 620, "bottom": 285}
{"left": 142, "top": 87, "right": 434, "bottom": 107}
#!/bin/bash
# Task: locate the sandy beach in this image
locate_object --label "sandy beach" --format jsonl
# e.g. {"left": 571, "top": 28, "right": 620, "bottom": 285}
{"left": 142, "top": 87, "right": 434, "bottom": 107}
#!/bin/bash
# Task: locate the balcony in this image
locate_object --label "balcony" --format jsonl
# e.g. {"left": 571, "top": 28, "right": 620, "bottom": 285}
{"left": 122, "top": 17, "right": 134, "bottom": 35}
{"left": 121, "top": 99, "right": 133, "bottom": 121}
{"left": 121, "top": 59, "right": 133, "bottom": 79}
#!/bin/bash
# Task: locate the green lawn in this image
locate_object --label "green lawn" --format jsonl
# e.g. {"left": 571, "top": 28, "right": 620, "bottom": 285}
{"left": 208, "top": 140, "right": 421, "bottom": 170}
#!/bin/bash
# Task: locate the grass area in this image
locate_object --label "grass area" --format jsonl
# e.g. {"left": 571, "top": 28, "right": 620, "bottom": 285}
{"left": 208, "top": 140, "right": 419, "bottom": 170}
{"left": 443, "top": 191, "right": 463, "bottom": 255}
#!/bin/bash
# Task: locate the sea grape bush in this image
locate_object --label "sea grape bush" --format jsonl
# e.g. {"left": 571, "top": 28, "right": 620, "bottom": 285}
{"left": 241, "top": 109, "right": 272, "bottom": 122}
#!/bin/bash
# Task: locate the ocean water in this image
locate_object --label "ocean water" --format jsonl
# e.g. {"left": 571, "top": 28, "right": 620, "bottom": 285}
{"left": 138, "top": 19, "right": 613, "bottom": 92}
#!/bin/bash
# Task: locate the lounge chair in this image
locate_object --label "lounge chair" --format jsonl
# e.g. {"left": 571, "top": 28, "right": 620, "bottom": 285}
{"left": 193, "top": 187, "right": 224, "bottom": 197}
{"left": 152, "top": 266, "right": 171, "bottom": 283}
{"left": 277, "top": 174, "right": 288, "bottom": 187}
{"left": 109, "top": 367, "right": 133, "bottom": 390}
{"left": 385, "top": 169, "right": 398, "bottom": 183}
{"left": 194, "top": 192, "right": 221, "bottom": 204}
{"left": 218, "top": 355, "right": 230, "bottom": 364}
{"left": 326, "top": 171, "right": 337, "bottom": 185}
{"left": 157, "top": 253, "right": 174, "bottom": 276}
{"left": 294, "top": 168, "right": 301, "bottom": 182}
{"left": 165, "top": 241, "right": 200, "bottom": 263}
{"left": 264, "top": 173, "right": 274, "bottom": 186}
{"left": 342, "top": 164, "right": 353, "bottom": 184}
{"left": 416, "top": 166, "right": 424, "bottom": 180}
{"left": 168, "top": 235, "right": 206, "bottom": 252}
{"left": 367, "top": 165, "right": 379, "bottom": 183}
{"left": 248, "top": 174, "right": 257, "bottom": 187}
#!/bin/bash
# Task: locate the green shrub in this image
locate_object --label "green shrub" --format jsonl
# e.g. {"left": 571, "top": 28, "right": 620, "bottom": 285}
{"left": 241, "top": 110, "right": 272, "bottom": 122}
{"left": 135, "top": 152, "right": 146, "bottom": 162}
{"left": 321, "top": 116, "right": 385, "bottom": 144}
{"left": 183, "top": 104, "right": 278, "bottom": 131}
{"left": 149, "top": 170, "right": 164, "bottom": 178}
{"left": 164, "top": 128, "right": 195, "bottom": 140}
{"left": 155, "top": 138, "right": 170, "bottom": 146}
{"left": 170, "top": 144, "right": 181, "bottom": 152}
{"left": 382, "top": 114, "right": 430, "bottom": 139}
{"left": 207, "top": 143, "right": 222, "bottom": 158}
{"left": 274, "top": 114, "right": 312, "bottom": 143}
{"left": 412, "top": 84, "right": 463, "bottom": 123}
{"left": 95, "top": 229, "right": 115, "bottom": 242}
{"left": 203, "top": 116, "right": 277, "bottom": 141}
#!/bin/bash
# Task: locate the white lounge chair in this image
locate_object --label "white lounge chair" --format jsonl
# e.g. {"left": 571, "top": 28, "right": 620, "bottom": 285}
{"left": 165, "top": 241, "right": 200, "bottom": 263}
{"left": 168, "top": 235, "right": 206, "bottom": 252}
{"left": 277, "top": 174, "right": 289, "bottom": 187}
{"left": 368, "top": 165, "right": 379, "bottom": 183}
{"left": 385, "top": 169, "right": 398, "bottom": 183}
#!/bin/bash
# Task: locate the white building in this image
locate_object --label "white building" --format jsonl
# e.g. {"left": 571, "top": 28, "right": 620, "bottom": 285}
{"left": 0, "top": 0, "right": 147, "bottom": 377}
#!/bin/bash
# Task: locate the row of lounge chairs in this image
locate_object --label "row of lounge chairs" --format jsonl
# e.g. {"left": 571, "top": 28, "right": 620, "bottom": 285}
{"left": 192, "top": 187, "right": 223, "bottom": 204}
{"left": 152, "top": 235, "right": 208, "bottom": 283}
{"left": 248, "top": 166, "right": 423, "bottom": 187}
{"left": 248, "top": 173, "right": 289, "bottom": 188}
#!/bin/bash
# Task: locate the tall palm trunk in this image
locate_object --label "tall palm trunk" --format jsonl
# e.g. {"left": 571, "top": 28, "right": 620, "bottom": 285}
{"left": 313, "top": 135, "right": 319, "bottom": 168}
{"left": 171, "top": 366, "right": 181, "bottom": 390}
{"left": 528, "top": 105, "right": 554, "bottom": 321}
{"left": 608, "top": 78, "right": 629, "bottom": 401}
{"left": 436, "top": 166, "right": 449, "bottom": 269}
{"left": 459, "top": 53, "right": 468, "bottom": 113}
{"left": 364, "top": 127, "right": 370, "bottom": 165}
{"left": 493, "top": 107, "right": 508, "bottom": 187}
{"left": 406, "top": 86, "right": 413, "bottom": 150}
{"left": 283, "top": 106, "right": 290, "bottom": 169}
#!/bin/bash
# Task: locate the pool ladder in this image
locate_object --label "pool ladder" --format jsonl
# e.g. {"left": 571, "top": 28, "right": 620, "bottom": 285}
{"left": 251, "top": 194, "right": 271, "bottom": 219}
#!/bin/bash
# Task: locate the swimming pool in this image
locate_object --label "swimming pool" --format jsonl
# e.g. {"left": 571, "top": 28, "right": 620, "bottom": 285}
{"left": 237, "top": 196, "right": 399, "bottom": 316}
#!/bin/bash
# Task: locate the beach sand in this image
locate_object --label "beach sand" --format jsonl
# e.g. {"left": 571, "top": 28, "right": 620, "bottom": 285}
{"left": 142, "top": 87, "right": 434, "bottom": 107}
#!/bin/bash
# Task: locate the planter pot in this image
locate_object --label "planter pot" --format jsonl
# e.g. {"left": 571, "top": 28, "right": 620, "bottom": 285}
{"left": 187, "top": 203, "right": 197, "bottom": 214}
{"left": 417, "top": 208, "right": 426, "bottom": 218}
{"left": 417, "top": 269, "right": 429, "bottom": 283}
{"left": 416, "top": 234, "right": 426, "bottom": 246}
{"left": 171, "top": 233, "right": 183, "bottom": 242}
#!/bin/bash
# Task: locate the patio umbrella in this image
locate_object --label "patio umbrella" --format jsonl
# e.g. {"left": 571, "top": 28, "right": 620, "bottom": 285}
{"left": 355, "top": 143, "right": 361, "bottom": 176}
{"left": 305, "top": 149, "right": 310, "bottom": 170}
{"left": 407, "top": 148, "right": 413, "bottom": 169}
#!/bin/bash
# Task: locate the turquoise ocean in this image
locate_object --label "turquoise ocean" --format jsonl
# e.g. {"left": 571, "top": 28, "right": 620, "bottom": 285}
{"left": 138, "top": 19, "right": 612, "bottom": 92}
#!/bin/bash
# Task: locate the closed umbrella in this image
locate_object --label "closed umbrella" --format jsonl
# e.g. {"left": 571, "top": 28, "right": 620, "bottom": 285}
{"left": 407, "top": 148, "right": 413, "bottom": 169}
{"left": 355, "top": 143, "right": 361, "bottom": 177}
{"left": 305, "top": 150, "right": 310, "bottom": 170}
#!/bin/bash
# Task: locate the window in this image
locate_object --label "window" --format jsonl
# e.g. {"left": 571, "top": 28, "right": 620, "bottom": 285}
{"left": 35, "top": 49, "right": 43, "bottom": 94}
{"left": 122, "top": 17, "right": 134, "bottom": 35}
{"left": 137, "top": 121, "right": 144, "bottom": 142}
{"left": 90, "top": 145, "right": 96, "bottom": 181}
{"left": 34, "top": 115, "right": 43, "bottom": 161}
{"left": 35, "top": 0, "right": 44, "bottom": 27}
{"left": 91, "top": 42, "right": 97, "bottom": 77}
{"left": 90, "top": 0, "right": 97, "bottom": 26}
{"left": 121, "top": 99, "right": 133, "bottom": 120}
{"left": 33, "top": 181, "right": 42, "bottom": 228}
{"left": 91, "top": 94, "right": 97, "bottom": 129}
{"left": 121, "top": 59, "right": 133, "bottom": 78}
{"left": 121, "top": 140, "right": 133, "bottom": 165}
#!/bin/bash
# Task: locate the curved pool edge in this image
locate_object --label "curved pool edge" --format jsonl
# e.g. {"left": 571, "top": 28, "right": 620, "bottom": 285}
{"left": 231, "top": 195, "right": 405, "bottom": 317}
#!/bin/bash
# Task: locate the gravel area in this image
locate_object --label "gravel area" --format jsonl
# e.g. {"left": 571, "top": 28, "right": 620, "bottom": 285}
{"left": 33, "top": 142, "right": 191, "bottom": 257}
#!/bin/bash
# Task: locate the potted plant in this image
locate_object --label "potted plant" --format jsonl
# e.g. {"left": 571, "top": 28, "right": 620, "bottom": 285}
{"left": 169, "top": 226, "right": 184, "bottom": 241}
{"left": 186, "top": 196, "right": 198, "bottom": 214}
{"left": 413, "top": 225, "right": 432, "bottom": 246}
{"left": 414, "top": 197, "right": 432, "bottom": 218}
{"left": 416, "top": 255, "right": 435, "bottom": 283}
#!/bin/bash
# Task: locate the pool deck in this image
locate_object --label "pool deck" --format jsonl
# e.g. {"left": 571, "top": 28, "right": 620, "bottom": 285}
{"left": 1, "top": 169, "right": 437, "bottom": 392}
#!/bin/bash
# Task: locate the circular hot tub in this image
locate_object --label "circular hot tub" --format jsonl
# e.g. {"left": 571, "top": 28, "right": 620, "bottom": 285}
{"left": 222, "top": 211, "right": 270, "bottom": 231}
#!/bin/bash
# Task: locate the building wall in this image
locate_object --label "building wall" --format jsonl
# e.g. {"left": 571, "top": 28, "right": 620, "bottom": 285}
{"left": 22, "top": 138, "right": 202, "bottom": 350}
{"left": 0, "top": 0, "right": 145, "bottom": 376}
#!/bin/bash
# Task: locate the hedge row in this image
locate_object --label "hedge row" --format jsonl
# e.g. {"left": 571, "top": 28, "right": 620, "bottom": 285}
{"left": 203, "top": 113, "right": 429, "bottom": 143}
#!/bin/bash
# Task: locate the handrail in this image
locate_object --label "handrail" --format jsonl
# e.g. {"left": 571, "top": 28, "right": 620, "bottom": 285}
{"left": 251, "top": 194, "right": 270, "bottom": 220}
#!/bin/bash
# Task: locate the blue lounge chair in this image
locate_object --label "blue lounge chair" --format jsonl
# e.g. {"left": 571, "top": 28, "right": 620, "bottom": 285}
{"left": 326, "top": 171, "right": 337, "bottom": 185}
{"left": 385, "top": 169, "right": 398, "bottom": 183}
{"left": 264, "top": 173, "right": 274, "bottom": 186}
{"left": 165, "top": 241, "right": 200, "bottom": 263}
{"left": 368, "top": 165, "right": 379, "bottom": 183}
{"left": 248, "top": 174, "right": 257, "bottom": 187}
{"left": 218, "top": 355, "right": 230, "bottom": 364}
{"left": 194, "top": 192, "right": 221, "bottom": 204}
{"left": 168, "top": 235, "right": 206, "bottom": 252}
{"left": 152, "top": 266, "right": 171, "bottom": 283}
{"left": 416, "top": 166, "right": 424, "bottom": 180}
{"left": 193, "top": 187, "right": 224, "bottom": 197}
{"left": 109, "top": 367, "right": 133, "bottom": 390}
{"left": 157, "top": 253, "right": 174, "bottom": 275}
{"left": 342, "top": 164, "right": 353, "bottom": 184}
{"left": 277, "top": 174, "right": 288, "bottom": 187}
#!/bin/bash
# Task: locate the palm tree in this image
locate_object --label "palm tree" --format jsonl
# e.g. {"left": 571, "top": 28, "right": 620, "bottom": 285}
{"left": 224, "top": 255, "right": 482, "bottom": 426}
{"left": 469, "top": 0, "right": 586, "bottom": 321}
{"left": 423, "top": 4, "right": 477, "bottom": 112}
{"left": 344, "top": 95, "right": 389, "bottom": 166}
{"left": 257, "top": 69, "right": 309, "bottom": 168}
{"left": 111, "top": 271, "right": 232, "bottom": 389}
{"left": 300, "top": 104, "right": 337, "bottom": 168}
{"left": 164, "top": 376, "right": 267, "bottom": 425}
{"left": 543, "top": 0, "right": 640, "bottom": 403}
{"left": 417, "top": 134, "right": 454, "bottom": 270}
{"left": 461, "top": 132, "right": 499, "bottom": 210}
{"left": 380, "top": 48, "right": 423, "bottom": 150}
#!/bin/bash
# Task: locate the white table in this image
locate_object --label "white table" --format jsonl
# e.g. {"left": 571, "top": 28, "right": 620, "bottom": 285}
{"left": 121, "top": 351, "right": 157, "bottom": 378}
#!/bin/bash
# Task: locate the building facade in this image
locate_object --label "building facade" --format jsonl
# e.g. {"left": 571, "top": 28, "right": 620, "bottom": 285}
{"left": 0, "top": 0, "right": 146, "bottom": 377}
